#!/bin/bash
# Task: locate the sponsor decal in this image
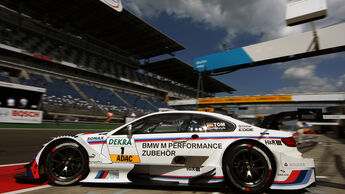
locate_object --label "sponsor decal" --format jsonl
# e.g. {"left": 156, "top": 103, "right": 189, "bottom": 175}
{"left": 239, "top": 125, "right": 253, "bottom": 131}
{"left": 273, "top": 170, "right": 312, "bottom": 185}
{"left": 95, "top": 170, "right": 109, "bottom": 179}
{"left": 265, "top": 140, "right": 282, "bottom": 146}
{"left": 87, "top": 136, "right": 105, "bottom": 141}
{"left": 140, "top": 142, "right": 222, "bottom": 157}
{"left": 88, "top": 136, "right": 106, "bottom": 145}
{"left": 277, "top": 169, "right": 289, "bottom": 177}
{"left": 107, "top": 170, "right": 120, "bottom": 179}
{"left": 12, "top": 110, "right": 40, "bottom": 117}
{"left": 206, "top": 123, "right": 214, "bottom": 127}
{"left": 239, "top": 125, "right": 252, "bottom": 128}
{"left": 142, "top": 142, "right": 222, "bottom": 150}
{"left": 142, "top": 150, "right": 176, "bottom": 156}
{"left": 108, "top": 138, "right": 132, "bottom": 145}
{"left": 110, "top": 155, "right": 140, "bottom": 163}
{"left": 200, "top": 122, "right": 226, "bottom": 131}
{"left": 187, "top": 167, "right": 201, "bottom": 172}
{"left": 209, "top": 122, "right": 225, "bottom": 127}
{"left": 287, "top": 162, "right": 306, "bottom": 167}
{"left": 239, "top": 128, "right": 253, "bottom": 132}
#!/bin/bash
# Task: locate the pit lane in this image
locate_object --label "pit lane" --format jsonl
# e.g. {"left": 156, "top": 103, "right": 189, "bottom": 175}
{"left": 0, "top": 128, "right": 344, "bottom": 194}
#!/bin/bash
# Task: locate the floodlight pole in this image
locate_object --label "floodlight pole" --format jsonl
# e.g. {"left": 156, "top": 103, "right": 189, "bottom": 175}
{"left": 196, "top": 71, "right": 204, "bottom": 109}
{"left": 310, "top": 21, "right": 320, "bottom": 51}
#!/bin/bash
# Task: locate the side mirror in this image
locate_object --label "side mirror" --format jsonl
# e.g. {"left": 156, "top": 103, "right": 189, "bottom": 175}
{"left": 127, "top": 124, "right": 132, "bottom": 136}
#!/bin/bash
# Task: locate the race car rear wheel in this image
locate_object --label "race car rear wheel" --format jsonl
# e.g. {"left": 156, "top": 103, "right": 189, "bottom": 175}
{"left": 45, "top": 141, "right": 88, "bottom": 185}
{"left": 224, "top": 143, "right": 275, "bottom": 193}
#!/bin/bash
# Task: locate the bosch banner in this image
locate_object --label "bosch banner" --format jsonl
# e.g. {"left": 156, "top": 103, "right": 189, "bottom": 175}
{"left": 0, "top": 107, "right": 43, "bottom": 123}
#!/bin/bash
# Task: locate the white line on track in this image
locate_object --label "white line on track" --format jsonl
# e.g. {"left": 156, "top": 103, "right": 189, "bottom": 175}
{"left": 0, "top": 163, "right": 28, "bottom": 167}
{"left": 2, "top": 185, "right": 51, "bottom": 194}
{"left": 112, "top": 189, "right": 133, "bottom": 194}
{"left": 316, "top": 176, "right": 329, "bottom": 179}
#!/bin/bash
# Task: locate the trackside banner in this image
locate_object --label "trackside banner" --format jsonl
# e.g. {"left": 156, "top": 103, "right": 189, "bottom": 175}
{"left": 198, "top": 95, "right": 292, "bottom": 104}
{"left": 99, "top": 0, "right": 123, "bottom": 12}
{"left": 0, "top": 108, "right": 43, "bottom": 124}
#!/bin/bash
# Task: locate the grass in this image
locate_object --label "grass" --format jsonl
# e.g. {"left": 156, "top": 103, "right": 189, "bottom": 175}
{"left": 0, "top": 123, "right": 121, "bottom": 131}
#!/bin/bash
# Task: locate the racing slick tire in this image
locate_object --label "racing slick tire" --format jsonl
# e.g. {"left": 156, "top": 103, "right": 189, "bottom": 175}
{"left": 223, "top": 142, "right": 276, "bottom": 193}
{"left": 44, "top": 141, "right": 89, "bottom": 185}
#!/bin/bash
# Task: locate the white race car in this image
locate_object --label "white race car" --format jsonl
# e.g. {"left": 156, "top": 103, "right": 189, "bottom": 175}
{"left": 17, "top": 111, "right": 315, "bottom": 193}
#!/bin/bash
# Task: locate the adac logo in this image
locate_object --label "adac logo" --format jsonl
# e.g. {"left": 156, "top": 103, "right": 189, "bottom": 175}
{"left": 102, "top": 0, "right": 123, "bottom": 12}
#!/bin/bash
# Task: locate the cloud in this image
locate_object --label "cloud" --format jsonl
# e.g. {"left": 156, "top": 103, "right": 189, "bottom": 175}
{"left": 124, "top": 0, "right": 292, "bottom": 43}
{"left": 124, "top": 0, "right": 345, "bottom": 96}
{"left": 124, "top": 0, "right": 345, "bottom": 45}
{"left": 276, "top": 65, "right": 345, "bottom": 94}
{"left": 272, "top": 52, "right": 345, "bottom": 94}
{"left": 282, "top": 65, "right": 315, "bottom": 82}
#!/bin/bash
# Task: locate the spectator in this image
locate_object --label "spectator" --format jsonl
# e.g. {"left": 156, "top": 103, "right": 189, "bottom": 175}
{"left": 131, "top": 112, "right": 136, "bottom": 118}
{"left": 105, "top": 112, "right": 113, "bottom": 123}
{"left": 7, "top": 97, "right": 15, "bottom": 107}
{"left": 54, "top": 113, "right": 59, "bottom": 125}
{"left": 19, "top": 98, "right": 28, "bottom": 108}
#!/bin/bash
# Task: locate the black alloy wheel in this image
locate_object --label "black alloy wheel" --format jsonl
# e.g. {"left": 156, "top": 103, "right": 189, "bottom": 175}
{"left": 45, "top": 142, "right": 88, "bottom": 185}
{"left": 224, "top": 143, "right": 275, "bottom": 193}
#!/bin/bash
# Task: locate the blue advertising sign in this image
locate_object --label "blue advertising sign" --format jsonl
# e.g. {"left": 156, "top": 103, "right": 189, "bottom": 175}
{"left": 193, "top": 48, "right": 253, "bottom": 72}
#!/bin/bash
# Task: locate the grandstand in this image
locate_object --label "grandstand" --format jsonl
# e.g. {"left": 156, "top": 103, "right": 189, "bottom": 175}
{"left": 0, "top": 0, "right": 234, "bottom": 122}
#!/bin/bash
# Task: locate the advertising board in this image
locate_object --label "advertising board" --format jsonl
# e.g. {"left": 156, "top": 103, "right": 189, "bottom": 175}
{"left": 198, "top": 95, "right": 292, "bottom": 105}
{"left": 286, "top": 0, "right": 327, "bottom": 26}
{"left": 0, "top": 107, "right": 43, "bottom": 124}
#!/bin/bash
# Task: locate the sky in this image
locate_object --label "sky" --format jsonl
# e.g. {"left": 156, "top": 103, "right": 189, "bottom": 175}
{"left": 122, "top": 0, "right": 345, "bottom": 99}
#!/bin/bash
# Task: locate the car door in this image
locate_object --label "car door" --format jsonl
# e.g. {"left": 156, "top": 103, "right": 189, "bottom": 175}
{"left": 184, "top": 114, "right": 236, "bottom": 157}
{"left": 131, "top": 113, "right": 193, "bottom": 165}
{"left": 104, "top": 113, "right": 193, "bottom": 165}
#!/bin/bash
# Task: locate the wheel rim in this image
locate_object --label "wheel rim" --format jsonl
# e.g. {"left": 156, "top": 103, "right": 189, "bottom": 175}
{"left": 48, "top": 146, "right": 84, "bottom": 181}
{"left": 229, "top": 147, "right": 270, "bottom": 187}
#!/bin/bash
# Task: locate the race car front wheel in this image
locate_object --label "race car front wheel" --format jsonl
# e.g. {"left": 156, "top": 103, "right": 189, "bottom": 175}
{"left": 45, "top": 141, "right": 89, "bottom": 185}
{"left": 224, "top": 143, "right": 275, "bottom": 193}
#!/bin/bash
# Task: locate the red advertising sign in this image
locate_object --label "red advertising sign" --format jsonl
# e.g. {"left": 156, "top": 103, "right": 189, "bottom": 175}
{"left": 0, "top": 108, "right": 43, "bottom": 123}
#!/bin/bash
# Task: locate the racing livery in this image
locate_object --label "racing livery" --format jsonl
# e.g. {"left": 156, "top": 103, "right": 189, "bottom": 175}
{"left": 16, "top": 111, "right": 315, "bottom": 193}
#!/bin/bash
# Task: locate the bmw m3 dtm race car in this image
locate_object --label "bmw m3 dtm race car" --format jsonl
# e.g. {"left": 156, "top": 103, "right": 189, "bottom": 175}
{"left": 16, "top": 111, "right": 315, "bottom": 193}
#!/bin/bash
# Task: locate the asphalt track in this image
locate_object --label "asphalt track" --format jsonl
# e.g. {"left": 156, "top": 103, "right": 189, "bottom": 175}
{"left": 1, "top": 129, "right": 345, "bottom": 194}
